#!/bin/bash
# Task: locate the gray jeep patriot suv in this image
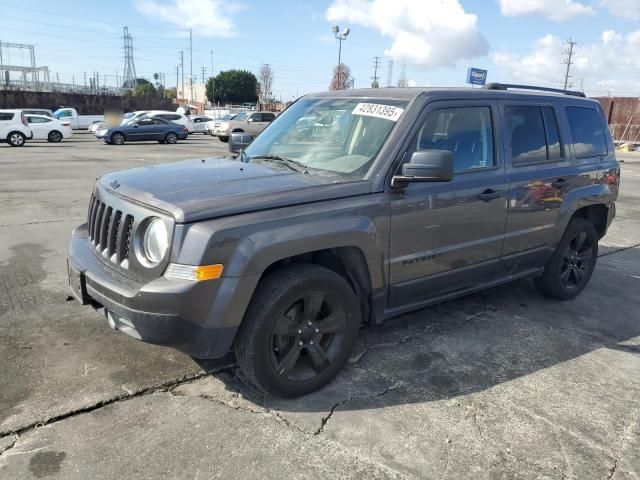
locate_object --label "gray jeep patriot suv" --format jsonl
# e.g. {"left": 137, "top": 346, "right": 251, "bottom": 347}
{"left": 68, "top": 83, "right": 619, "bottom": 397}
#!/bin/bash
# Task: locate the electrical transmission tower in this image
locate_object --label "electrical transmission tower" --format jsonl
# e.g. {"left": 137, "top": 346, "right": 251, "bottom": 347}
{"left": 122, "top": 26, "right": 137, "bottom": 89}
{"left": 563, "top": 38, "right": 576, "bottom": 91}
{"left": 397, "top": 63, "right": 408, "bottom": 88}
{"left": 386, "top": 60, "right": 393, "bottom": 87}
{"left": 371, "top": 56, "right": 380, "bottom": 88}
{"left": 201, "top": 66, "right": 207, "bottom": 83}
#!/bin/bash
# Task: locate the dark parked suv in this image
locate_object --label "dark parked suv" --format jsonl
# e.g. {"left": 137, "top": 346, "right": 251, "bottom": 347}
{"left": 68, "top": 84, "right": 619, "bottom": 397}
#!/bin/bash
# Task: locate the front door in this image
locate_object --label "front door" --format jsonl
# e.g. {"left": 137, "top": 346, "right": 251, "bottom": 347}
{"left": 388, "top": 100, "right": 509, "bottom": 308}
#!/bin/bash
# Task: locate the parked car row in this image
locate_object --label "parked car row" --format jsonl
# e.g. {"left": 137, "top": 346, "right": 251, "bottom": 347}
{"left": 0, "top": 109, "right": 74, "bottom": 146}
{"left": 205, "top": 111, "right": 277, "bottom": 142}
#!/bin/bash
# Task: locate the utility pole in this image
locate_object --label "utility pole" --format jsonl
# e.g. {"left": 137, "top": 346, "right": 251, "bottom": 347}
{"left": 200, "top": 66, "right": 206, "bottom": 83}
{"left": 563, "top": 38, "right": 576, "bottom": 91}
{"left": 331, "top": 25, "right": 350, "bottom": 89}
{"left": 386, "top": 60, "right": 393, "bottom": 87}
{"left": 176, "top": 65, "right": 179, "bottom": 92}
{"left": 371, "top": 56, "right": 380, "bottom": 88}
{"left": 189, "top": 28, "right": 193, "bottom": 103}
{"left": 179, "top": 50, "right": 184, "bottom": 102}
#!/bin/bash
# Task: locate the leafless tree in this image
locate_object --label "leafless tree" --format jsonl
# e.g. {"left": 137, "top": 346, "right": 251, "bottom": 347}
{"left": 258, "top": 64, "right": 274, "bottom": 104}
{"left": 330, "top": 63, "right": 351, "bottom": 91}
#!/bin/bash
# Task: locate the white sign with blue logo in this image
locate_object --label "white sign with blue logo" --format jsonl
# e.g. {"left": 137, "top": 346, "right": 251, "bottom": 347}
{"left": 466, "top": 68, "right": 487, "bottom": 86}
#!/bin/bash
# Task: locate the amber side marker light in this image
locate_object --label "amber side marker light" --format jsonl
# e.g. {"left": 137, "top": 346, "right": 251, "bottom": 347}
{"left": 164, "top": 263, "right": 224, "bottom": 281}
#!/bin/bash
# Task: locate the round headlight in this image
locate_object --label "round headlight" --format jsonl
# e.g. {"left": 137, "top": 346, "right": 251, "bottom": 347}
{"left": 142, "top": 218, "right": 169, "bottom": 264}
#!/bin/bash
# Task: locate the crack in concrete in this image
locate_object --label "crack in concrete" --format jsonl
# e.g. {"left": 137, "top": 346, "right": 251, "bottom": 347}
{"left": 0, "top": 435, "right": 18, "bottom": 458}
{"left": 598, "top": 243, "right": 640, "bottom": 258}
{"left": 0, "top": 369, "right": 228, "bottom": 441}
{"left": 606, "top": 459, "right": 618, "bottom": 480}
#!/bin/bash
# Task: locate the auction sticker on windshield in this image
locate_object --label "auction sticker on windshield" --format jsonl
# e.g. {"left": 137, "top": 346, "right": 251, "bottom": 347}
{"left": 353, "top": 103, "right": 404, "bottom": 122}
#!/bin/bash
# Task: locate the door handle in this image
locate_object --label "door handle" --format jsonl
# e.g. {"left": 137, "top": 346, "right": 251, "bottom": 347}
{"left": 551, "top": 178, "right": 571, "bottom": 189}
{"left": 477, "top": 189, "right": 502, "bottom": 201}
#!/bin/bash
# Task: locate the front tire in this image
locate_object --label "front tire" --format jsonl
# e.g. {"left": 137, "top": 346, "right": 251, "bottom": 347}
{"left": 235, "top": 264, "right": 361, "bottom": 398}
{"left": 534, "top": 217, "right": 598, "bottom": 300}
{"left": 48, "top": 130, "right": 63, "bottom": 143}
{"left": 7, "top": 131, "right": 26, "bottom": 147}
{"left": 165, "top": 132, "right": 178, "bottom": 144}
{"left": 111, "top": 132, "right": 125, "bottom": 145}
{"left": 219, "top": 136, "right": 229, "bottom": 143}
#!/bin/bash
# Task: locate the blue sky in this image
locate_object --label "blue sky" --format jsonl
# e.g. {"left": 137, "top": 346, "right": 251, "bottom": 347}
{"left": 1, "top": 0, "right": 638, "bottom": 99}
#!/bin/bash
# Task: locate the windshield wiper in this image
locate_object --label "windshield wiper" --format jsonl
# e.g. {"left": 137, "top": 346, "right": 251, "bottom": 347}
{"left": 251, "top": 155, "right": 308, "bottom": 174}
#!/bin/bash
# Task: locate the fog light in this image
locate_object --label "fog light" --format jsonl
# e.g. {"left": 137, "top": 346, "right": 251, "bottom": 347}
{"left": 164, "top": 263, "right": 224, "bottom": 281}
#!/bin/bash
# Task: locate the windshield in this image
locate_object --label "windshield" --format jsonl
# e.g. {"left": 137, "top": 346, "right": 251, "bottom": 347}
{"left": 233, "top": 112, "right": 249, "bottom": 121}
{"left": 243, "top": 98, "right": 407, "bottom": 180}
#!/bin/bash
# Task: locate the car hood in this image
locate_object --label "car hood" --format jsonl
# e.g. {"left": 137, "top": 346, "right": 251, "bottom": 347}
{"left": 99, "top": 157, "right": 370, "bottom": 223}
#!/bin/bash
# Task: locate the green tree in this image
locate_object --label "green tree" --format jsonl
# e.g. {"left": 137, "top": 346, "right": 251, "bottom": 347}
{"left": 205, "top": 77, "right": 215, "bottom": 103}
{"left": 212, "top": 70, "right": 258, "bottom": 104}
{"left": 133, "top": 82, "right": 157, "bottom": 97}
{"left": 122, "top": 77, "right": 151, "bottom": 89}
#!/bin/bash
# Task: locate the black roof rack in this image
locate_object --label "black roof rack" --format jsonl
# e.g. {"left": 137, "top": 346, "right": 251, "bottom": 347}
{"left": 482, "top": 83, "right": 586, "bottom": 98}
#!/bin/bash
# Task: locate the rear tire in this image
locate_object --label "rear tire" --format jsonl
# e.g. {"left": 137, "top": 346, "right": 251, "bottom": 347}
{"left": 219, "top": 136, "right": 229, "bottom": 143}
{"left": 534, "top": 217, "right": 598, "bottom": 300}
{"left": 47, "top": 130, "right": 63, "bottom": 143}
{"left": 7, "top": 131, "right": 26, "bottom": 147}
{"left": 235, "top": 264, "right": 361, "bottom": 398}
{"left": 165, "top": 132, "right": 178, "bottom": 144}
{"left": 111, "top": 132, "right": 125, "bottom": 145}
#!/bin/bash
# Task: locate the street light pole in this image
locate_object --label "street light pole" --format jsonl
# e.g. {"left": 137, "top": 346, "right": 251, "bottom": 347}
{"left": 332, "top": 25, "right": 350, "bottom": 89}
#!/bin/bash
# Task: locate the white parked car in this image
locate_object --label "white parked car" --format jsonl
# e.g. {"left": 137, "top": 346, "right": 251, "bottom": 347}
{"left": 25, "top": 114, "right": 73, "bottom": 142}
{"left": 205, "top": 113, "right": 237, "bottom": 136}
{"left": 145, "top": 111, "right": 194, "bottom": 133}
{"left": 121, "top": 111, "right": 150, "bottom": 125}
{"left": 189, "top": 115, "right": 213, "bottom": 134}
{"left": 0, "top": 109, "right": 33, "bottom": 147}
{"left": 88, "top": 121, "right": 105, "bottom": 133}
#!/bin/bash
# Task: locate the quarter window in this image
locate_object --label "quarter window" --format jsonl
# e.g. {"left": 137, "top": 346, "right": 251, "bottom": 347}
{"left": 565, "top": 106, "right": 608, "bottom": 158}
{"left": 413, "top": 106, "right": 495, "bottom": 173}
{"left": 507, "top": 105, "right": 564, "bottom": 164}
{"left": 0, "top": 113, "right": 14, "bottom": 120}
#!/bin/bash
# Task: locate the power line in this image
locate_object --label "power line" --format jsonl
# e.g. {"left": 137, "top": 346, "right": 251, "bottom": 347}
{"left": 371, "top": 56, "right": 380, "bottom": 88}
{"left": 563, "top": 38, "right": 576, "bottom": 91}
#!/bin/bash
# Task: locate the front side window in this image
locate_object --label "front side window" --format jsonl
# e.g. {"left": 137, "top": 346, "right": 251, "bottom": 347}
{"left": 243, "top": 97, "right": 408, "bottom": 180}
{"left": 263, "top": 113, "right": 276, "bottom": 122}
{"left": 412, "top": 106, "right": 494, "bottom": 173}
{"left": 565, "top": 106, "right": 608, "bottom": 158}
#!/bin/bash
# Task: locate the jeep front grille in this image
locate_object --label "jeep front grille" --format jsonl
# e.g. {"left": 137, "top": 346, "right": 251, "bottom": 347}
{"left": 87, "top": 194, "right": 134, "bottom": 267}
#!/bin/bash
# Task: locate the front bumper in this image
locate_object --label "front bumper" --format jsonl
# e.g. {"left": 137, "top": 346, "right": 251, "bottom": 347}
{"left": 68, "top": 223, "right": 259, "bottom": 358}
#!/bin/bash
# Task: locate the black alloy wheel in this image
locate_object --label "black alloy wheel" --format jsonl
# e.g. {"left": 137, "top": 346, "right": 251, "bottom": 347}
{"left": 236, "top": 264, "right": 360, "bottom": 397}
{"left": 535, "top": 217, "right": 598, "bottom": 300}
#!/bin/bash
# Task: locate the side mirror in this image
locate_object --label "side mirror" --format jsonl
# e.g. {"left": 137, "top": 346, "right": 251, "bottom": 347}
{"left": 247, "top": 117, "right": 254, "bottom": 123}
{"left": 229, "top": 132, "right": 254, "bottom": 154}
{"left": 391, "top": 150, "right": 454, "bottom": 187}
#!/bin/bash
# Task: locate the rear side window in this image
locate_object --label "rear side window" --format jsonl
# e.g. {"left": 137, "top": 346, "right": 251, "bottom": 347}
{"left": 0, "top": 113, "right": 15, "bottom": 121}
{"left": 158, "top": 114, "right": 181, "bottom": 121}
{"left": 507, "top": 105, "right": 564, "bottom": 164}
{"left": 565, "top": 106, "right": 608, "bottom": 158}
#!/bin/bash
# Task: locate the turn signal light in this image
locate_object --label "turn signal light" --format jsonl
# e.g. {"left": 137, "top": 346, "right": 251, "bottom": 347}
{"left": 164, "top": 263, "right": 224, "bottom": 281}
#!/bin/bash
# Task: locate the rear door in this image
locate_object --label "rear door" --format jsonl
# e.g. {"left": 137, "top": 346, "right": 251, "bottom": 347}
{"left": 500, "top": 101, "right": 578, "bottom": 273}
{"left": 27, "top": 116, "right": 49, "bottom": 139}
{"left": 388, "top": 100, "right": 509, "bottom": 307}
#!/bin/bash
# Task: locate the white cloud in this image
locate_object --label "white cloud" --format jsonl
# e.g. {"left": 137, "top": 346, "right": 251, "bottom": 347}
{"left": 325, "top": 0, "right": 489, "bottom": 68}
{"left": 498, "top": 0, "right": 594, "bottom": 21}
{"left": 599, "top": 0, "right": 640, "bottom": 20}
{"left": 492, "top": 31, "right": 640, "bottom": 95}
{"left": 136, "top": 0, "right": 239, "bottom": 37}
